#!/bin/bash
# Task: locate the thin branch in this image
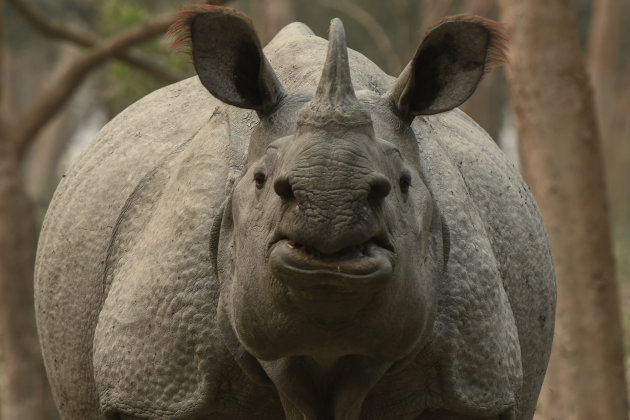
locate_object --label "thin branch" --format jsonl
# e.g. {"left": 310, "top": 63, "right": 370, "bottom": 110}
{"left": 319, "top": 0, "right": 403, "bottom": 74}
{"left": 7, "top": 0, "right": 181, "bottom": 83}
{"left": 7, "top": 13, "right": 176, "bottom": 157}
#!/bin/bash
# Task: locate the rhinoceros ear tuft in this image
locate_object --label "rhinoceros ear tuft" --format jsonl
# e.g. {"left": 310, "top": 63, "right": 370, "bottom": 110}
{"left": 389, "top": 14, "right": 508, "bottom": 119}
{"left": 170, "top": 5, "right": 286, "bottom": 116}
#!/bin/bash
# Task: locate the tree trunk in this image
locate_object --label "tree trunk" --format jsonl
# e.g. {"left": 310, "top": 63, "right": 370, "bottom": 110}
{"left": 607, "top": 70, "right": 630, "bottom": 227}
{"left": 0, "top": 0, "right": 47, "bottom": 417}
{"left": 498, "top": 1, "right": 629, "bottom": 419}
{"left": 587, "top": 0, "right": 627, "bottom": 225}
{"left": 0, "top": 5, "right": 181, "bottom": 419}
{"left": 587, "top": 0, "right": 624, "bottom": 124}
{"left": 0, "top": 139, "right": 46, "bottom": 420}
{"left": 459, "top": 0, "right": 505, "bottom": 141}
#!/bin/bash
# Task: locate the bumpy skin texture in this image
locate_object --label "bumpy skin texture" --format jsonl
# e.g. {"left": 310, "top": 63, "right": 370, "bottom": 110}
{"left": 35, "top": 20, "right": 555, "bottom": 420}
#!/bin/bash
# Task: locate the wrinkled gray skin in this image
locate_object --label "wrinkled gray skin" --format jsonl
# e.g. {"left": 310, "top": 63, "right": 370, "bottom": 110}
{"left": 35, "top": 11, "right": 555, "bottom": 420}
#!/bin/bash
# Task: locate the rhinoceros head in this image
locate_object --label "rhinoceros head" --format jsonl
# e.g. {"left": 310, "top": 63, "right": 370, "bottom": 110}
{"left": 174, "top": 6, "right": 507, "bottom": 413}
{"left": 218, "top": 18, "right": 446, "bottom": 363}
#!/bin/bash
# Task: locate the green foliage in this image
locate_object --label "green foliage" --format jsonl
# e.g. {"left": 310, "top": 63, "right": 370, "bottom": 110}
{"left": 99, "top": 0, "right": 193, "bottom": 114}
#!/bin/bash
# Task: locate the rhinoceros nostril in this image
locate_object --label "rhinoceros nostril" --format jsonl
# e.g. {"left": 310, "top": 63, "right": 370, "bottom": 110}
{"left": 274, "top": 175, "right": 295, "bottom": 200}
{"left": 368, "top": 174, "right": 391, "bottom": 200}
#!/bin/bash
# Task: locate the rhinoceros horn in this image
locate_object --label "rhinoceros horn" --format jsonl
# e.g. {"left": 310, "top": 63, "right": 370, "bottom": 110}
{"left": 296, "top": 18, "right": 373, "bottom": 131}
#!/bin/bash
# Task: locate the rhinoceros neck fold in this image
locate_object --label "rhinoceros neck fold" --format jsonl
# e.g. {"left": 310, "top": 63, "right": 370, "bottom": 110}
{"left": 259, "top": 355, "right": 392, "bottom": 420}
{"left": 220, "top": 293, "right": 394, "bottom": 419}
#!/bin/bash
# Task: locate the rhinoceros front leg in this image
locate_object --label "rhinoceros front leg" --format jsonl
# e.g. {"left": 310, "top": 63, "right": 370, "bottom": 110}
{"left": 417, "top": 409, "right": 504, "bottom": 420}
{"left": 116, "top": 414, "right": 230, "bottom": 420}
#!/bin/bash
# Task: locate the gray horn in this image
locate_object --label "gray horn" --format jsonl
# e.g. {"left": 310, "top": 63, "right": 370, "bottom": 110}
{"left": 296, "top": 18, "right": 372, "bottom": 130}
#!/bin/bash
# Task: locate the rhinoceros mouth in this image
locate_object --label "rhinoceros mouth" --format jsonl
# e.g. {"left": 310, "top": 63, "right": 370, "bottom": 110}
{"left": 269, "top": 238, "right": 394, "bottom": 292}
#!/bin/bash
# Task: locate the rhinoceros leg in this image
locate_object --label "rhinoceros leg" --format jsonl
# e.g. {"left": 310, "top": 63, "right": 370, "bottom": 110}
{"left": 116, "top": 413, "right": 231, "bottom": 420}
{"left": 417, "top": 409, "right": 501, "bottom": 420}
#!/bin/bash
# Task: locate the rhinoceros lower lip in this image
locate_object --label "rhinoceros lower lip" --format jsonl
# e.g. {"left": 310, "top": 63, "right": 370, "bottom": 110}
{"left": 269, "top": 238, "right": 394, "bottom": 292}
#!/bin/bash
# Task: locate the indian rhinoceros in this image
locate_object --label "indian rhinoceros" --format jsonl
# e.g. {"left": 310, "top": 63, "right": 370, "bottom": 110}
{"left": 35, "top": 6, "right": 556, "bottom": 420}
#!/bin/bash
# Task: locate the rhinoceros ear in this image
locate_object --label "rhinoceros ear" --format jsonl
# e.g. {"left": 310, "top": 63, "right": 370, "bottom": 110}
{"left": 389, "top": 14, "right": 507, "bottom": 119}
{"left": 171, "top": 6, "right": 285, "bottom": 115}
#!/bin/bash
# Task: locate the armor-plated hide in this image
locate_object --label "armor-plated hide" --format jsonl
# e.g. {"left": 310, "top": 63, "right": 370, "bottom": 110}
{"left": 35, "top": 9, "right": 555, "bottom": 420}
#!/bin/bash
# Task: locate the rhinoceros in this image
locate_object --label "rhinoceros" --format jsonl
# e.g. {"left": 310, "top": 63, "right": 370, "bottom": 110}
{"left": 35, "top": 6, "right": 556, "bottom": 420}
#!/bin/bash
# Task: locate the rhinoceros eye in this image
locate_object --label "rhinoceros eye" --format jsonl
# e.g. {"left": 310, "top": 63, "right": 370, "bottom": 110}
{"left": 399, "top": 173, "right": 411, "bottom": 194}
{"left": 254, "top": 171, "right": 267, "bottom": 189}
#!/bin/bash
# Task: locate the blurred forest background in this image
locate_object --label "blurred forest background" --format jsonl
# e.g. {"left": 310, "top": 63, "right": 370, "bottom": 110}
{"left": 0, "top": 0, "right": 628, "bottom": 419}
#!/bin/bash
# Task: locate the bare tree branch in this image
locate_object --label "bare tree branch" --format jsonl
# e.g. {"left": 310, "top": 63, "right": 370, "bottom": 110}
{"left": 319, "top": 0, "right": 403, "bottom": 73}
{"left": 7, "top": 0, "right": 181, "bottom": 83}
{"left": 7, "top": 13, "right": 176, "bottom": 157}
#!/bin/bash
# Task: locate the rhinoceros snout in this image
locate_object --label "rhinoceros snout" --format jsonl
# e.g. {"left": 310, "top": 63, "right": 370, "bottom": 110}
{"left": 272, "top": 168, "right": 392, "bottom": 255}
{"left": 273, "top": 171, "right": 391, "bottom": 203}
{"left": 273, "top": 174, "right": 295, "bottom": 200}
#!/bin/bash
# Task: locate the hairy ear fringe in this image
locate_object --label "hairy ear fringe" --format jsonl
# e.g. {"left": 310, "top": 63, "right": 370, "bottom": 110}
{"left": 167, "top": 4, "right": 253, "bottom": 54}
{"left": 426, "top": 14, "right": 509, "bottom": 73}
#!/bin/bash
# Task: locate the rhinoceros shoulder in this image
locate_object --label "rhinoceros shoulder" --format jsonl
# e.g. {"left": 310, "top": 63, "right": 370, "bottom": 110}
{"left": 408, "top": 110, "right": 555, "bottom": 418}
{"left": 34, "top": 76, "right": 242, "bottom": 418}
